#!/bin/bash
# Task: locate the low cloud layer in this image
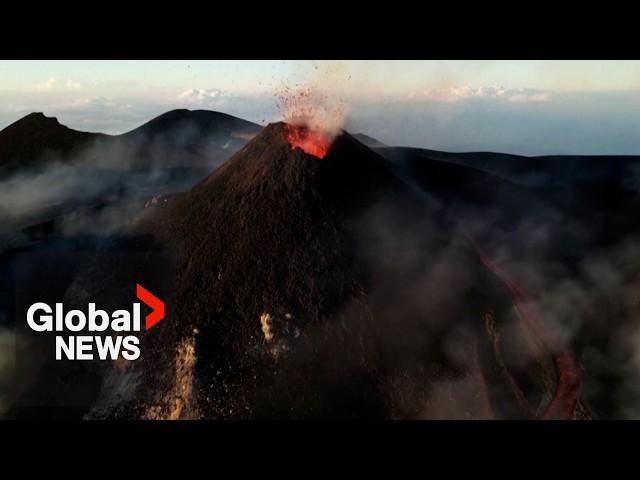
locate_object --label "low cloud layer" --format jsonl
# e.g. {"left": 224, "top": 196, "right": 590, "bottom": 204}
{"left": 177, "top": 88, "right": 228, "bottom": 106}
{"left": 412, "top": 86, "right": 552, "bottom": 104}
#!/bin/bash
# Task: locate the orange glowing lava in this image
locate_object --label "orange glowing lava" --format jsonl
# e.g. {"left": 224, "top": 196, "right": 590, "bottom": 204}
{"left": 282, "top": 123, "right": 331, "bottom": 158}
{"left": 276, "top": 85, "right": 343, "bottom": 159}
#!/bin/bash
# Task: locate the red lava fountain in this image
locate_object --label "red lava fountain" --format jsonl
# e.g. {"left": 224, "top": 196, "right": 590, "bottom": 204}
{"left": 276, "top": 86, "right": 344, "bottom": 159}
{"left": 282, "top": 123, "right": 331, "bottom": 158}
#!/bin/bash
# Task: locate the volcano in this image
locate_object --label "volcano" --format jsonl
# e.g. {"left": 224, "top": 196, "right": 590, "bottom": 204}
{"left": 79, "top": 122, "right": 586, "bottom": 420}
{"left": 122, "top": 122, "right": 458, "bottom": 418}
{"left": 157, "top": 122, "right": 423, "bottom": 330}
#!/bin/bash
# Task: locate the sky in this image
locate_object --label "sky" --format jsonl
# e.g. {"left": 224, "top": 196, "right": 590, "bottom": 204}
{"left": 1, "top": 60, "right": 640, "bottom": 155}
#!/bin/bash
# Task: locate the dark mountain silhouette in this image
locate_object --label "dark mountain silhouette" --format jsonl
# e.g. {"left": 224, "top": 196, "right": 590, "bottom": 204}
{"left": 121, "top": 109, "right": 260, "bottom": 144}
{"left": 0, "top": 113, "right": 103, "bottom": 171}
{"left": 381, "top": 146, "right": 640, "bottom": 249}
{"left": 397, "top": 147, "right": 640, "bottom": 190}
{"left": 117, "top": 109, "right": 261, "bottom": 168}
{"left": 0, "top": 109, "right": 262, "bottom": 173}
{"left": 382, "top": 147, "right": 546, "bottom": 217}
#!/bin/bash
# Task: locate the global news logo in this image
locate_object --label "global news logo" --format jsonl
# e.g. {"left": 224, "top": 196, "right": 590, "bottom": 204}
{"left": 25, "top": 284, "right": 164, "bottom": 361}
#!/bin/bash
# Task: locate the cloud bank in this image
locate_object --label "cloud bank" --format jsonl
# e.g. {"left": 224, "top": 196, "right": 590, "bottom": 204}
{"left": 413, "top": 86, "right": 552, "bottom": 104}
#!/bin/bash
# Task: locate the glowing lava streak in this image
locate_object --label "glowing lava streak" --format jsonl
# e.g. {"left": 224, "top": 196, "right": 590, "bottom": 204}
{"left": 464, "top": 230, "right": 579, "bottom": 420}
{"left": 283, "top": 123, "right": 331, "bottom": 159}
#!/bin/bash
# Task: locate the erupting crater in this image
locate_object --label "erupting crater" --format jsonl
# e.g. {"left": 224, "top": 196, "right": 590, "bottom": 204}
{"left": 276, "top": 85, "right": 344, "bottom": 159}
{"left": 282, "top": 123, "right": 332, "bottom": 159}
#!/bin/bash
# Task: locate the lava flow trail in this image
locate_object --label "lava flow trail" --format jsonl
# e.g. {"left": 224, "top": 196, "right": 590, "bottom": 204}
{"left": 464, "top": 230, "right": 579, "bottom": 420}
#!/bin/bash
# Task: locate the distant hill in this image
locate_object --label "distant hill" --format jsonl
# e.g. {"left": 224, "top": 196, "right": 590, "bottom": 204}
{"left": 380, "top": 145, "right": 640, "bottom": 256}
{"left": 394, "top": 147, "right": 640, "bottom": 190}
{"left": 380, "top": 146, "right": 548, "bottom": 226}
{"left": 0, "top": 113, "right": 104, "bottom": 171}
{"left": 0, "top": 110, "right": 263, "bottom": 174}
{"left": 121, "top": 109, "right": 260, "bottom": 144}
{"left": 117, "top": 109, "right": 261, "bottom": 168}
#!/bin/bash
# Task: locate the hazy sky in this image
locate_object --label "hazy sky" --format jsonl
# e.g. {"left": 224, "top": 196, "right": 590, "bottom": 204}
{"left": 1, "top": 60, "right": 640, "bottom": 155}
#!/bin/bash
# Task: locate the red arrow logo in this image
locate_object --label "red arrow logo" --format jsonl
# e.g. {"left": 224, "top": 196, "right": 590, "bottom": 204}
{"left": 136, "top": 283, "right": 165, "bottom": 330}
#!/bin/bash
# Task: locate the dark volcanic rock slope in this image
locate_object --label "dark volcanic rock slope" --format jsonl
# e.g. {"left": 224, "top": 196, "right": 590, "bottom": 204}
{"left": 130, "top": 123, "right": 477, "bottom": 418}
{"left": 120, "top": 122, "right": 562, "bottom": 420}
{"left": 167, "top": 122, "right": 414, "bottom": 331}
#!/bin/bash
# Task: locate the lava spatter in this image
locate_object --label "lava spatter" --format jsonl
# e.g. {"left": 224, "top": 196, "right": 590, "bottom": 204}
{"left": 282, "top": 123, "right": 331, "bottom": 158}
{"left": 276, "top": 86, "right": 344, "bottom": 159}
